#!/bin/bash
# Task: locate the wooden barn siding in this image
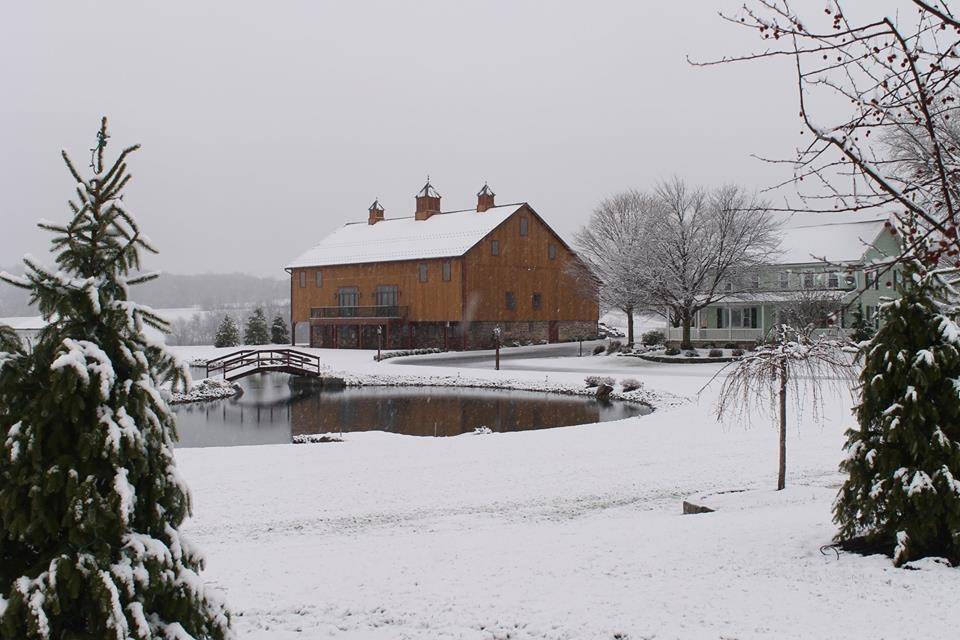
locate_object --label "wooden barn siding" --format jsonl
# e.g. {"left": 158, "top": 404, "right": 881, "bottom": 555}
{"left": 290, "top": 258, "right": 463, "bottom": 325}
{"left": 461, "top": 205, "right": 598, "bottom": 323}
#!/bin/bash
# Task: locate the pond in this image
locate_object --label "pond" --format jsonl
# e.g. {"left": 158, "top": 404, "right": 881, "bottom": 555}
{"left": 172, "top": 372, "right": 650, "bottom": 448}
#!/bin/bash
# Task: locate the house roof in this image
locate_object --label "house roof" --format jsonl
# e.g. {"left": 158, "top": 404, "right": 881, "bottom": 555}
{"left": 286, "top": 203, "right": 525, "bottom": 269}
{"left": 775, "top": 218, "right": 888, "bottom": 265}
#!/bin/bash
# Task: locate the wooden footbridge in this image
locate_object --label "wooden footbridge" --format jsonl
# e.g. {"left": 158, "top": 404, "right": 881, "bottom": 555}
{"left": 205, "top": 348, "right": 323, "bottom": 382}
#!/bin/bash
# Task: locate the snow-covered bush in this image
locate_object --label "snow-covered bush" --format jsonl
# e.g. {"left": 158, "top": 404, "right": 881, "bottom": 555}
{"left": 683, "top": 350, "right": 698, "bottom": 358}
{"left": 664, "top": 346, "right": 681, "bottom": 356}
{"left": 605, "top": 340, "right": 623, "bottom": 354}
{"left": 620, "top": 378, "right": 643, "bottom": 392}
{"left": 708, "top": 348, "right": 723, "bottom": 358}
{"left": 641, "top": 329, "right": 665, "bottom": 346}
{"left": 0, "top": 119, "right": 231, "bottom": 639}
{"left": 732, "top": 348, "right": 745, "bottom": 357}
{"left": 292, "top": 433, "right": 343, "bottom": 444}
{"left": 585, "top": 375, "right": 615, "bottom": 388}
{"left": 592, "top": 345, "right": 605, "bottom": 355}
{"left": 374, "top": 347, "right": 442, "bottom": 362}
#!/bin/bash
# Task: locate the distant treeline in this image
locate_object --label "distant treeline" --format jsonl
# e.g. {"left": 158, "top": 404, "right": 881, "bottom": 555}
{"left": 0, "top": 269, "right": 288, "bottom": 317}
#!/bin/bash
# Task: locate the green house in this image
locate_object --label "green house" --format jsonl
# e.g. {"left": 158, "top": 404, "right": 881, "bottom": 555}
{"left": 666, "top": 217, "right": 899, "bottom": 345}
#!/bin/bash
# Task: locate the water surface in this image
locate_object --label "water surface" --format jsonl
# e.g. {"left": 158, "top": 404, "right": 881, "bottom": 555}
{"left": 173, "top": 371, "right": 649, "bottom": 447}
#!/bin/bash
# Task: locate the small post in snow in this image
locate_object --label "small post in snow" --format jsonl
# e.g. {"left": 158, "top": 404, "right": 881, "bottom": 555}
{"left": 578, "top": 335, "right": 583, "bottom": 357}
{"left": 376, "top": 325, "right": 383, "bottom": 362}
{"left": 493, "top": 325, "right": 502, "bottom": 371}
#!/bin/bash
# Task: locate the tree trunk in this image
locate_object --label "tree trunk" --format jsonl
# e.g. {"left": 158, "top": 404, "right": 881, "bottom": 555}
{"left": 778, "top": 362, "right": 788, "bottom": 491}
{"left": 680, "top": 309, "right": 693, "bottom": 350}
{"left": 624, "top": 306, "right": 635, "bottom": 346}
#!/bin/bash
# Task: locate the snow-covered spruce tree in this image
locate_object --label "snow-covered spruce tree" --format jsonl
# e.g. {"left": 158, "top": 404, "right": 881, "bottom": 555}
{"left": 243, "top": 307, "right": 269, "bottom": 345}
{"left": 0, "top": 118, "right": 231, "bottom": 639}
{"left": 213, "top": 315, "right": 239, "bottom": 348}
{"left": 270, "top": 313, "right": 288, "bottom": 345}
{"left": 834, "top": 261, "right": 960, "bottom": 566}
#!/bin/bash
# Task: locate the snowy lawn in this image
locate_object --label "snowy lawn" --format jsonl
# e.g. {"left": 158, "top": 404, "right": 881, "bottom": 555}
{"left": 170, "top": 345, "right": 958, "bottom": 639}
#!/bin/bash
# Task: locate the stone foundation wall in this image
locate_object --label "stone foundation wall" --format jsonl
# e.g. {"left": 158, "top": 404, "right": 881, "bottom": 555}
{"left": 558, "top": 321, "right": 599, "bottom": 342}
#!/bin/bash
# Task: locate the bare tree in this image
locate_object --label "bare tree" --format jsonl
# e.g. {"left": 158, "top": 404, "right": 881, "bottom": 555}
{"left": 695, "top": 1, "right": 960, "bottom": 270}
{"left": 714, "top": 326, "right": 855, "bottom": 490}
{"left": 643, "top": 178, "right": 780, "bottom": 348}
{"left": 571, "top": 190, "right": 654, "bottom": 344}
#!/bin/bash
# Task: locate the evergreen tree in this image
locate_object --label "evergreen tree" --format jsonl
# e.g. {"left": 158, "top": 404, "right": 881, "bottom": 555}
{"left": 0, "top": 118, "right": 231, "bottom": 639}
{"left": 834, "top": 261, "right": 960, "bottom": 566}
{"left": 850, "top": 305, "right": 875, "bottom": 344}
{"left": 270, "top": 313, "right": 289, "bottom": 345}
{"left": 243, "top": 307, "right": 269, "bottom": 345}
{"left": 213, "top": 315, "right": 240, "bottom": 348}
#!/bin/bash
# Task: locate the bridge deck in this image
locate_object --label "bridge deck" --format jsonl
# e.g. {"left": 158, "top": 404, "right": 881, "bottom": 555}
{"left": 205, "top": 348, "right": 323, "bottom": 381}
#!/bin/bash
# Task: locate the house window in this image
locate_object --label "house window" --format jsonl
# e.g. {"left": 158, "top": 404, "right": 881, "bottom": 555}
{"left": 845, "top": 273, "right": 857, "bottom": 289}
{"left": 442, "top": 261, "right": 452, "bottom": 282}
{"left": 779, "top": 271, "right": 789, "bottom": 289}
{"left": 520, "top": 216, "right": 529, "bottom": 236}
{"left": 803, "top": 272, "right": 815, "bottom": 288}
{"left": 418, "top": 263, "right": 428, "bottom": 282}
{"left": 828, "top": 272, "right": 839, "bottom": 289}
{"left": 723, "top": 280, "right": 733, "bottom": 292}
{"left": 491, "top": 240, "right": 500, "bottom": 256}
{"left": 315, "top": 271, "right": 323, "bottom": 288}
{"left": 716, "top": 308, "right": 727, "bottom": 328}
{"left": 548, "top": 243, "right": 557, "bottom": 260}
{"left": 375, "top": 285, "right": 398, "bottom": 308}
{"left": 750, "top": 273, "right": 760, "bottom": 289}
{"left": 337, "top": 287, "right": 359, "bottom": 315}
{"left": 532, "top": 292, "right": 542, "bottom": 310}
{"left": 505, "top": 291, "right": 516, "bottom": 310}
{"left": 298, "top": 271, "right": 306, "bottom": 288}
{"left": 865, "top": 270, "right": 878, "bottom": 290}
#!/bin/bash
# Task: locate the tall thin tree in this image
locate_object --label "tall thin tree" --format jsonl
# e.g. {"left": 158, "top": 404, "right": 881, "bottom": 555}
{"left": 0, "top": 119, "right": 231, "bottom": 639}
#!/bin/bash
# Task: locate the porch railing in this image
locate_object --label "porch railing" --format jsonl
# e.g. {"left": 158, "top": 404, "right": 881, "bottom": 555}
{"left": 310, "top": 305, "right": 408, "bottom": 319}
{"left": 665, "top": 326, "right": 853, "bottom": 342}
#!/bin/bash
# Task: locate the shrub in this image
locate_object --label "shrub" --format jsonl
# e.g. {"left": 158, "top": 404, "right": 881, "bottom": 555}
{"left": 723, "top": 342, "right": 737, "bottom": 350}
{"left": 732, "top": 348, "right": 745, "bottom": 357}
{"left": 684, "top": 350, "right": 698, "bottom": 358}
{"left": 620, "top": 378, "right": 643, "bottom": 392}
{"left": 664, "top": 346, "right": 681, "bottom": 356}
{"left": 605, "top": 340, "right": 623, "bottom": 354}
{"left": 592, "top": 344, "right": 605, "bottom": 355}
{"left": 641, "top": 329, "right": 666, "bottom": 346}
{"left": 708, "top": 348, "right": 723, "bottom": 358}
{"left": 585, "top": 375, "right": 615, "bottom": 388}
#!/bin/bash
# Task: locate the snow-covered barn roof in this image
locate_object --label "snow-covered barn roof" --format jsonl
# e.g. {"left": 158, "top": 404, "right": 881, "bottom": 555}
{"left": 286, "top": 203, "right": 525, "bottom": 269}
{"left": 775, "top": 218, "right": 888, "bottom": 265}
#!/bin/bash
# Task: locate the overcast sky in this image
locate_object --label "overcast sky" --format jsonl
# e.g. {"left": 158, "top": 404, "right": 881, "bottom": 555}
{"left": 1, "top": 1, "right": 905, "bottom": 277}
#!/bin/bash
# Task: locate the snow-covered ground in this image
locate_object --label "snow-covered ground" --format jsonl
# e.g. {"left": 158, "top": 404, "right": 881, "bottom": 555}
{"left": 170, "top": 345, "right": 958, "bottom": 639}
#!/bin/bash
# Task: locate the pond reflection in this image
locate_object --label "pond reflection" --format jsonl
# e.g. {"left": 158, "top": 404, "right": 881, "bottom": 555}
{"left": 173, "top": 372, "right": 649, "bottom": 448}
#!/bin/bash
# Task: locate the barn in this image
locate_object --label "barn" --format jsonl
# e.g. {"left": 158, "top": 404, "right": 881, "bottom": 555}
{"left": 285, "top": 181, "right": 598, "bottom": 350}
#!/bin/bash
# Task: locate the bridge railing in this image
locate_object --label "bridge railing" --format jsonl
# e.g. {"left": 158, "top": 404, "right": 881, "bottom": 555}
{"left": 205, "top": 348, "right": 322, "bottom": 380}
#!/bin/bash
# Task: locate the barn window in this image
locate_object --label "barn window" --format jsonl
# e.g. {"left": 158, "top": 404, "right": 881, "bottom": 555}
{"left": 442, "top": 261, "right": 451, "bottom": 282}
{"left": 298, "top": 271, "right": 306, "bottom": 288}
{"left": 337, "top": 287, "right": 359, "bottom": 315}
{"left": 505, "top": 291, "right": 516, "bottom": 310}
{"left": 375, "top": 285, "right": 399, "bottom": 309}
{"left": 315, "top": 271, "right": 323, "bottom": 288}
{"left": 532, "top": 292, "right": 542, "bottom": 310}
{"left": 520, "top": 216, "right": 529, "bottom": 236}
{"left": 491, "top": 240, "right": 500, "bottom": 256}
{"left": 548, "top": 243, "right": 557, "bottom": 260}
{"left": 419, "top": 263, "right": 428, "bottom": 282}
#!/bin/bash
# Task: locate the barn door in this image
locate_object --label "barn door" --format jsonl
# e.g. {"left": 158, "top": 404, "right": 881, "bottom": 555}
{"left": 548, "top": 321, "right": 559, "bottom": 343}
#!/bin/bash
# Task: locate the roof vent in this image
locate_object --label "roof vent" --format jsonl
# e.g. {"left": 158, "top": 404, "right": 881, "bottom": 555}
{"left": 477, "top": 183, "right": 496, "bottom": 212}
{"left": 415, "top": 178, "right": 441, "bottom": 220}
{"left": 368, "top": 199, "right": 385, "bottom": 225}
